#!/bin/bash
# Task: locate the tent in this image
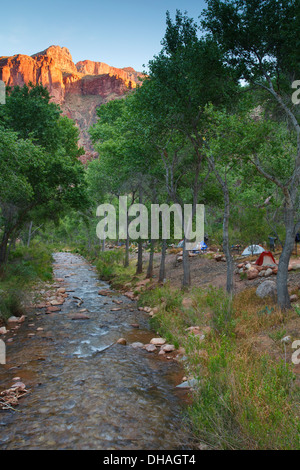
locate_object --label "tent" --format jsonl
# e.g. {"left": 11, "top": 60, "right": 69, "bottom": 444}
{"left": 255, "top": 251, "right": 277, "bottom": 267}
{"left": 242, "top": 245, "right": 265, "bottom": 256}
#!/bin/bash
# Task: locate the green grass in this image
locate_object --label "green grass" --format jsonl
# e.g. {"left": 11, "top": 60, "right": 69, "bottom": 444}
{"left": 0, "top": 242, "right": 53, "bottom": 324}
{"left": 137, "top": 283, "right": 300, "bottom": 450}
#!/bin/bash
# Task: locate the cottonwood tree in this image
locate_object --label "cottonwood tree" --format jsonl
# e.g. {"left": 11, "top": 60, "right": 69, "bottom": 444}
{"left": 133, "top": 10, "right": 239, "bottom": 287}
{"left": 0, "top": 84, "right": 87, "bottom": 266}
{"left": 202, "top": 0, "right": 300, "bottom": 308}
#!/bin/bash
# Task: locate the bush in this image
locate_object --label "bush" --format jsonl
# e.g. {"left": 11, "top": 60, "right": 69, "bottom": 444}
{"left": 0, "top": 242, "right": 53, "bottom": 323}
{"left": 96, "top": 250, "right": 123, "bottom": 280}
{"left": 0, "top": 288, "right": 25, "bottom": 321}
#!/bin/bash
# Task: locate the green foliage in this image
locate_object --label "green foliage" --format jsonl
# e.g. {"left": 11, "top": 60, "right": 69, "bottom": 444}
{"left": 96, "top": 250, "right": 123, "bottom": 280}
{"left": 0, "top": 242, "right": 53, "bottom": 323}
{"left": 0, "top": 289, "right": 24, "bottom": 321}
{"left": 0, "top": 84, "right": 88, "bottom": 264}
{"left": 189, "top": 349, "right": 299, "bottom": 449}
{"left": 202, "top": 0, "right": 299, "bottom": 88}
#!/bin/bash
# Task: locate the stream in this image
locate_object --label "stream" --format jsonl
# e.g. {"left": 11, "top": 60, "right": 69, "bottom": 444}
{"left": 0, "top": 252, "right": 191, "bottom": 450}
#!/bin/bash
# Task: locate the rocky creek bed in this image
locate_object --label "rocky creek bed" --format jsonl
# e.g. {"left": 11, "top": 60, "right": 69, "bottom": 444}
{"left": 0, "top": 252, "right": 191, "bottom": 450}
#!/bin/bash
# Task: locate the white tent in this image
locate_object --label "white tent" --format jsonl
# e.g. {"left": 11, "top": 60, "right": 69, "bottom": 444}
{"left": 242, "top": 245, "right": 265, "bottom": 256}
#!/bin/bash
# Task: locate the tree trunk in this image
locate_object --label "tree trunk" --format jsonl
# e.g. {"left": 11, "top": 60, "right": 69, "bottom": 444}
{"left": 182, "top": 237, "right": 191, "bottom": 289}
{"left": 0, "top": 230, "right": 10, "bottom": 268}
{"left": 223, "top": 187, "right": 234, "bottom": 296}
{"left": 277, "top": 207, "right": 295, "bottom": 309}
{"left": 146, "top": 240, "right": 155, "bottom": 279}
{"left": 124, "top": 211, "right": 130, "bottom": 268}
{"left": 159, "top": 239, "right": 167, "bottom": 283}
{"left": 136, "top": 187, "right": 143, "bottom": 275}
{"left": 124, "top": 237, "right": 130, "bottom": 268}
{"left": 27, "top": 221, "right": 33, "bottom": 247}
{"left": 136, "top": 239, "right": 143, "bottom": 274}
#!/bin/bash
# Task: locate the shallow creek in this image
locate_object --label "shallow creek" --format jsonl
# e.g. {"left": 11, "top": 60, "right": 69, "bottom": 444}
{"left": 0, "top": 252, "right": 191, "bottom": 450}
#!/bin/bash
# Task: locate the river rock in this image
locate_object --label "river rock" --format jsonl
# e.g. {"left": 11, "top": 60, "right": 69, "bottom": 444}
{"left": 71, "top": 313, "right": 90, "bottom": 320}
{"left": 46, "top": 306, "right": 61, "bottom": 313}
{"left": 7, "top": 316, "right": 23, "bottom": 323}
{"left": 131, "top": 342, "right": 144, "bottom": 349}
{"left": 50, "top": 299, "right": 64, "bottom": 306}
{"left": 98, "top": 290, "right": 111, "bottom": 296}
{"left": 144, "top": 344, "right": 157, "bottom": 353}
{"left": 161, "top": 344, "right": 175, "bottom": 352}
{"left": 256, "top": 281, "right": 277, "bottom": 299}
{"left": 150, "top": 337, "right": 166, "bottom": 346}
{"left": 176, "top": 378, "right": 198, "bottom": 389}
{"left": 11, "top": 381, "right": 26, "bottom": 390}
{"left": 116, "top": 338, "right": 127, "bottom": 345}
{"left": 0, "top": 327, "right": 7, "bottom": 334}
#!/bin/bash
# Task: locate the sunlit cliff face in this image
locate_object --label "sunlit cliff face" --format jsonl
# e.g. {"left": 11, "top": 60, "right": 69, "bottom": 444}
{"left": 0, "top": 45, "right": 144, "bottom": 161}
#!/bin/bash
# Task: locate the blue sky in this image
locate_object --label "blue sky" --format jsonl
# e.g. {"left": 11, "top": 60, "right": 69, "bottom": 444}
{"left": 0, "top": 0, "right": 207, "bottom": 71}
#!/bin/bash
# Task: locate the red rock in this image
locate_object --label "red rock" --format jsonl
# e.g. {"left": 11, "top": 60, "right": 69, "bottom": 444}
{"left": 71, "top": 313, "right": 90, "bottom": 320}
{"left": 98, "top": 290, "right": 111, "bottom": 296}
{"left": 0, "top": 46, "right": 144, "bottom": 159}
{"left": 247, "top": 269, "right": 259, "bottom": 280}
{"left": 46, "top": 306, "right": 61, "bottom": 313}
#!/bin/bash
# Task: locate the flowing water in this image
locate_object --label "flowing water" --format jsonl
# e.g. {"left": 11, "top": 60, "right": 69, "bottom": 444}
{"left": 0, "top": 252, "right": 191, "bottom": 450}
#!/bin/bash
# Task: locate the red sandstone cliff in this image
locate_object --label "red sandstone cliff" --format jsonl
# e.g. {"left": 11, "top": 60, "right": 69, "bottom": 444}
{"left": 0, "top": 45, "right": 144, "bottom": 159}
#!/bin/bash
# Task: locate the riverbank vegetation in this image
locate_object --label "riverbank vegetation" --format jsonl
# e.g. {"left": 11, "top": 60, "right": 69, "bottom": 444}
{"left": 0, "top": 243, "right": 53, "bottom": 323}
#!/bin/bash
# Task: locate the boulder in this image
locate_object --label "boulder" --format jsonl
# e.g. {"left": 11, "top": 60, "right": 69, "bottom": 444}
{"left": 256, "top": 281, "right": 277, "bottom": 299}
{"left": 0, "top": 327, "right": 7, "bottom": 335}
{"left": 264, "top": 268, "right": 273, "bottom": 277}
{"left": 247, "top": 269, "right": 259, "bottom": 280}
{"left": 290, "top": 294, "right": 298, "bottom": 303}
{"left": 291, "top": 263, "right": 300, "bottom": 270}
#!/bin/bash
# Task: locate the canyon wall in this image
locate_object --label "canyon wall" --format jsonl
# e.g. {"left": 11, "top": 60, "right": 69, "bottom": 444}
{"left": 0, "top": 45, "right": 144, "bottom": 161}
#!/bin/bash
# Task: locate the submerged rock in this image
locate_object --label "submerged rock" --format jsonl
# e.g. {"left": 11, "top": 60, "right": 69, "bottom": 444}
{"left": 144, "top": 344, "right": 157, "bottom": 353}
